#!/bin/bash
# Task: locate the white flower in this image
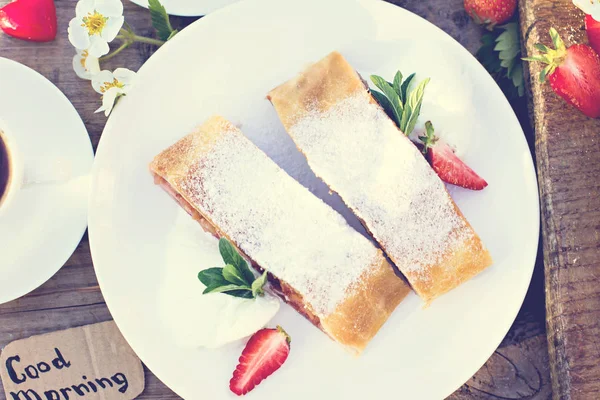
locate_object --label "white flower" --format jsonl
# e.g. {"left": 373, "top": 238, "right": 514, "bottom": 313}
{"left": 68, "top": 0, "right": 124, "bottom": 57}
{"left": 573, "top": 0, "right": 600, "bottom": 21}
{"left": 72, "top": 49, "right": 101, "bottom": 80}
{"left": 91, "top": 68, "right": 136, "bottom": 116}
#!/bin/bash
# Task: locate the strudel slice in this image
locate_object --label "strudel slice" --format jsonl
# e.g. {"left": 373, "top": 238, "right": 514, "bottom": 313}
{"left": 267, "top": 52, "right": 493, "bottom": 303}
{"left": 149, "top": 115, "right": 410, "bottom": 354}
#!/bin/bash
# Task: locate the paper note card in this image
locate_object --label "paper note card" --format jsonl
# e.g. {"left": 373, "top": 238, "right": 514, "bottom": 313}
{"left": 0, "top": 321, "right": 144, "bottom": 400}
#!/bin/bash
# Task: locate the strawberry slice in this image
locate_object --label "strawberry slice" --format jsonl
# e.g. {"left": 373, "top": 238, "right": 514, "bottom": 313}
{"left": 0, "top": 0, "right": 57, "bottom": 42}
{"left": 419, "top": 121, "right": 488, "bottom": 191}
{"left": 230, "top": 326, "right": 291, "bottom": 396}
{"left": 585, "top": 14, "right": 600, "bottom": 56}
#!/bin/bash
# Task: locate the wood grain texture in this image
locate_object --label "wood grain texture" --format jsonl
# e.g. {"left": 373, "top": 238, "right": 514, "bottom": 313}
{"left": 0, "top": 0, "right": 549, "bottom": 399}
{"left": 520, "top": 0, "right": 600, "bottom": 398}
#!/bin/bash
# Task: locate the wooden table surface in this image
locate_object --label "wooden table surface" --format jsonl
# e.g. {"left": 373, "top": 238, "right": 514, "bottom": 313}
{"left": 0, "top": 0, "right": 552, "bottom": 398}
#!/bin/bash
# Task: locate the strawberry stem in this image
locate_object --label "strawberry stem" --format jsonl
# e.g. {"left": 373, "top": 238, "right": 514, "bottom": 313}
{"left": 522, "top": 27, "right": 567, "bottom": 82}
{"left": 99, "top": 41, "right": 130, "bottom": 62}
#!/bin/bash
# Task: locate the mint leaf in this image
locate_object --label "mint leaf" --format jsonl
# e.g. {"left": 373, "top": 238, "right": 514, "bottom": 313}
{"left": 399, "top": 73, "right": 416, "bottom": 105}
{"left": 203, "top": 284, "right": 250, "bottom": 295}
{"left": 403, "top": 78, "right": 430, "bottom": 136}
{"left": 198, "top": 267, "right": 227, "bottom": 287}
{"left": 148, "top": 0, "right": 178, "bottom": 41}
{"left": 371, "top": 90, "right": 396, "bottom": 123}
{"left": 251, "top": 271, "right": 268, "bottom": 297}
{"left": 223, "top": 264, "right": 249, "bottom": 286}
{"left": 370, "top": 75, "right": 402, "bottom": 125}
{"left": 219, "top": 238, "right": 255, "bottom": 284}
{"left": 392, "top": 71, "right": 403, "bottom": 97}
{"left": 227, "top": 290, "right": 255, "bottom": 299}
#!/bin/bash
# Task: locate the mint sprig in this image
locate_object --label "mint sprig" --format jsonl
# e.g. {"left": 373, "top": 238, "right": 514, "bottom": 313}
{"left": 370, "top": 71, "right": 430, "bottom": 136}
{"left": 148, "top": 0, "right": 178, "bottom": 41}
{"left": 198, "top": 238, "right": 268, "bottom": 299}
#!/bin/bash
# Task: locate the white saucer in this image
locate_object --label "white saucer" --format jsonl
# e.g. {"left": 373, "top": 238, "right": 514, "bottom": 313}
{"left": 0, "top": 58, "right": 94, "bottom": 305}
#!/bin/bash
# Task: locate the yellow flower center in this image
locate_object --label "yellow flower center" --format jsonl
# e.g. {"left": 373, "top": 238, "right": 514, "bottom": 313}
{"left": 100, "top": 78, "right": 125, "bottom": 94}
{"left": 81, "top": 11, "right": 108, "bottom": 35}
{"left": 80, "top": 50, "right": 89, "bottom": 69}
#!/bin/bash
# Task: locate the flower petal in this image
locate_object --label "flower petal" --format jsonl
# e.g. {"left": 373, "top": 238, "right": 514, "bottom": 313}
{"left": 85, "top": 55, "right": 101, "bottom": 77}
{"left": 75, "top": 0, "right": 95, "bottom": 18}
{"left": 68, "top": 20, "right": 90, "bottom": 50}
{"left": 95, "top": 0, "right": 124, "bottom": 17}
{"left": 96, "top": 87, "right": 122, "bottom": 117}
{"left": 91, "top": 70, "right": 115, "bottom": 93}
{"left": 113, "top": 68, "right": 137, "bottom": 90}
{"left": 72, "top": 53, "right": 90, "bottom": 79}
{"left": 100, "top": 16, "right": 124, "bottom": 42}
{"left": 88, "top": 35, "right": 110, "bottom": 57}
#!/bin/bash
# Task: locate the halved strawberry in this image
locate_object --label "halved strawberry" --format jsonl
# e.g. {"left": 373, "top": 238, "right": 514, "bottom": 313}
{"left": 0, "top": 0, "right": 57, "bottom": 42}
{"left": 419, "top": 121, "right": 488, "bottom": 190}
{"left": 230, "top": 326, "right": 291, "bottom": 396}
{"left": 585, "top": 14, "right": 600, "bottom": 56}
{"left": 524, "top": 27, "right": 600, "bottom": 118}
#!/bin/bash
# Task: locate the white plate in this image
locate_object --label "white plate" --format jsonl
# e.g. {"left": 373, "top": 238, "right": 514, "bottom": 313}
{"left": 89, "top": 0, "right": 540, "bottom": 398}
{"left": 0, "top": 58, "right": 93, "bottom": 305}
{"left": 129, "top": 0, "right": 240, "bottom": 16}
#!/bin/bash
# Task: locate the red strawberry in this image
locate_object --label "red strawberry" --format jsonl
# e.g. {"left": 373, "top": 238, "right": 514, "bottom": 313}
{"left": 230, "top": 326, "right": 291, "bottom": 396}
{"left": 585, "top": 14, "right": 600, "bottom": 55}
{"left": 464, "top": 0, "right": 517, "bottom": 28}
{"left": 0, "top": 0, "right": 57, "bottom": 42}
{"left": 419, "top": 121, "right": 488, "bottom": 191}
{"left": 524, "top": 27, "right": 600, "bottom": 118}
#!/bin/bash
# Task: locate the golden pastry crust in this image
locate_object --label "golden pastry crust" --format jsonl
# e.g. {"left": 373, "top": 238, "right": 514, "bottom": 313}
{"left": 150, "top": 116, "right": 410, "bottom": 354}
{"left": 268, "top": 51, "right": 493, "bottom": 303}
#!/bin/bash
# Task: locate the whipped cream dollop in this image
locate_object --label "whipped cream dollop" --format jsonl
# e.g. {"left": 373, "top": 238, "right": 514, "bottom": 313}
{"left": 159, "top": 211, "right": 280, "bottom": 349}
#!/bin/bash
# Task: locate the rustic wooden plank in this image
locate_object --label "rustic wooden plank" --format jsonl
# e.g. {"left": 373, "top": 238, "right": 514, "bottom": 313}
{"left": 0, "top": 0, "right": 550, "bottom": 399}
{"left": 519, "top": 0, "right": 600, "bottom": 398}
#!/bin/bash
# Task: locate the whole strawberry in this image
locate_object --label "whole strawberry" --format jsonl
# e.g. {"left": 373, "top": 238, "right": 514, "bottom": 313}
{"left": 0, "top": 0, "right": 57, "bottom": 42}
{"left": 230, "top": 326, "right": 291, "bottom": 396}
{"left": 585, "top": 14, "right": 600, "bottom": 55}
{"left": 524, "top": 27, "right": 600, "bottom": 118}
{"left": 464, "top": 0, "right": 517, "bottom": 28}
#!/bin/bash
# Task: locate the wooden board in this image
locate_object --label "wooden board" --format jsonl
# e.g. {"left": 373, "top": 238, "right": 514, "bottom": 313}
{"left": 519, "top": 0, "right": 600, "bottom": 398}
{"left": 0, "top": 0, "right": 550, "bottom": 398}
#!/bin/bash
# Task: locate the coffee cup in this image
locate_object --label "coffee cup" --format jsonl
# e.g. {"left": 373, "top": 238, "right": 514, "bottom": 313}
{"left": 0, "top": 123, "right": 24, "bottom": 217}
{"left": 0, "top": 119, "right": 72, "bottom": 218}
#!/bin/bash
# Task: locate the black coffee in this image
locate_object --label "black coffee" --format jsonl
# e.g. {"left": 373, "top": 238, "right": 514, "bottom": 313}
{"left": 0, "top": 132, "right": 10, "bottom": 204}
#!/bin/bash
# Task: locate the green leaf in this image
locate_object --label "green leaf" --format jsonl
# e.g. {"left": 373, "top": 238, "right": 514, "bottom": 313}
{"left": 227, "top": 290, "right": 255, "bottom": 299}
{"left": 198, "top": 267, "right": 227, "bottom": 287}
{"left": 392, "top": 71, "right": 403, "bottom": 97}
{"left": 370, "top": 75, "right": 403, "bottom": 124}
{"left": 222, "top": 264, "right": 249, "bottom": 286}
{"left": 402, "top": 77, "right": 430, "bottom": 136}
{"left": 511, "top": 63, "right": 524, "bottom": 88}
{"left": 218, "top": 238, "right": 255, "bottom": 284}
{"left": 203, "top": 284, "right": 250, "bottom": 295}
{"left": 371, "top": 90, "right": 397, "bottom": 124}
{"left": 549, "top": 27, "right": 565, "bottom": 52}
{"left": 534, "top": 43, "right": 551, "bottom": 52}
{"left": 400, "top": 72, "right": 416, "bottom": 105}
{"left": 418, "top": 121, "right": 437, "bottom": 154}
{"left": 148, "top": 0, "right": 178, "bottom": 41}
{"left": 251, "top": 271, "right": 268, "bottom": 297}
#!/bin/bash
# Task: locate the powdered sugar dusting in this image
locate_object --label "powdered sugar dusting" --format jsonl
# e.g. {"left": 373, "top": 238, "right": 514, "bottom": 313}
{"left": 179, "top": 125, "right": 380, "bottom": 316}
{"left": 289, "top": 92, "right": 471, "bottom": 280}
